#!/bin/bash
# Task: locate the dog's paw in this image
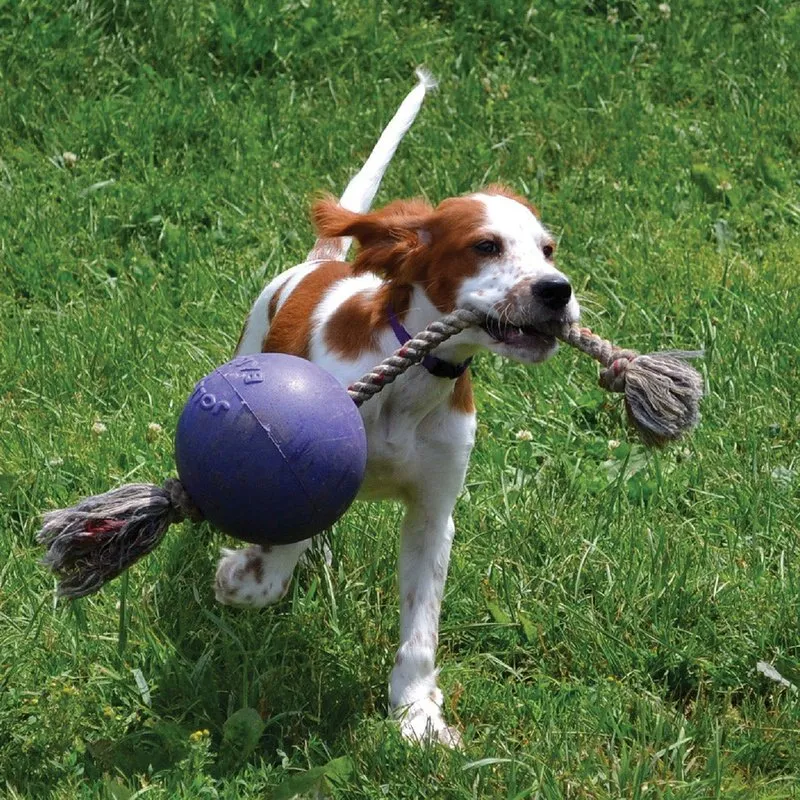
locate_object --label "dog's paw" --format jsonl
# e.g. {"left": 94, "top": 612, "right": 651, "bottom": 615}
{"left": 214, "top": 545, "right": 293, "bottom": 608}
{"left": 395, "top": 696, "right": 463, "bottom": 749}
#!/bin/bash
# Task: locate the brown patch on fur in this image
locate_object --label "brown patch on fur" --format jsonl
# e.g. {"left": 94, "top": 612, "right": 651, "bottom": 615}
{"left": 244, "top": 554, "right": 264, "bottom": 584}
{"left": 324, "top": 290, "right": 383, "bottom": 359}
{"left": 419, "top": 196, "right": 490, "bottom": 311}
{"left": 313, "top": 195, "right": 491, "bottom": 313}
{"left": 324, "top": 282, "right": 413, "bottom": 359}
{"left": 312, "top": 196, "right": 433, "bottom": 282}
{"left": 449, "top": 372, "right": 475, "bottom": 414}
{"left": 262, "top": 261, "right": 353, "bottom": 358}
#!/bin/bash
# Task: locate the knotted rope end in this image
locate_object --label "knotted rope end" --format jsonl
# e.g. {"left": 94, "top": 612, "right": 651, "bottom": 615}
{"left": 37, "top": 479, "right": 202, "bottom": 599}
{"left": 560, "top": 323, "right": 705, "bottom": 447}
{"left": 614, "top": 351, "right": 704, "bottom": 447}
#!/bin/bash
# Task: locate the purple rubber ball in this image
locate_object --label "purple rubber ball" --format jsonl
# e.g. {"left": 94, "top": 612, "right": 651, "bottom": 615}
{"left": 174, "top": 353, "right": 367, "bottom": 545}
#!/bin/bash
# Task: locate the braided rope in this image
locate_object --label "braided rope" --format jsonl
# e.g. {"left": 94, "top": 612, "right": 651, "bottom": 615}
{"left": 39, "top": 304, "right": 703, "bottom": 598}
{"left": 558, "top": 325, "right": 640, "bottom": 393}
{"left": 347, "top": 307, "right": 483, "bottom": 406}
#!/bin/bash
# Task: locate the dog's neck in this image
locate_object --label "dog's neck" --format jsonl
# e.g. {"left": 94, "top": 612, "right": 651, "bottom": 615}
{"left": 397, "top": 286, "right": 481, "bottom": 366}
{"left": 354, "top": 284, "right": 477, "bottom": 427}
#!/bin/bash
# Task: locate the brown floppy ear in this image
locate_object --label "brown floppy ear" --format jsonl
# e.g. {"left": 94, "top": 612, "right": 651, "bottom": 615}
{"left": 311, "top": 196, "right": 380, "bottom": 245}
{"left": 311, "top": 196, "right": 433, "bottom": 279}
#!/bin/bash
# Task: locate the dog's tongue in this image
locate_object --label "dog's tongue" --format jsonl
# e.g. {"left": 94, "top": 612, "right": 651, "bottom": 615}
{"left": 484, "top": 316, "right": 556, "bottom": 347}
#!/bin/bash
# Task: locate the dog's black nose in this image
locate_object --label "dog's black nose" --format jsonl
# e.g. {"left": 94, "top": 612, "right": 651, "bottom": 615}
{"left": 532, "top": 277, "right": 572, "bottom": 310}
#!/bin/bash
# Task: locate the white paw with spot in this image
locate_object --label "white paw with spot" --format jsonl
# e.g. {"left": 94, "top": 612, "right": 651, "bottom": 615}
{"left": 394, "top": 691, "right": 463, "bottom": 749}
{"left": 214, "top": 545, "right": 294, "bottom": 608}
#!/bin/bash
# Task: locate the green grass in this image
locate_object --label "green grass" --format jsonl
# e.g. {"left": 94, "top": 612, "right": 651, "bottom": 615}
{"left": 2, "top": 0, "right": 799, "bottom": 796}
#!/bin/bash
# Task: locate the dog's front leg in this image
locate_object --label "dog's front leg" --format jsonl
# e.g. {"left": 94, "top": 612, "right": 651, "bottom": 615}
{"left": 390, "top": 503, "right": 462, "bottom": 748}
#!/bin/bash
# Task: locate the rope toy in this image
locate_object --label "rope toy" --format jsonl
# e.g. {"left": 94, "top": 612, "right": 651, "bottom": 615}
{"left": 37, "top": 309, "right": 703, "bottom": 598}
{"left": 348, "top": 308, "right": 704, "bottom": 446}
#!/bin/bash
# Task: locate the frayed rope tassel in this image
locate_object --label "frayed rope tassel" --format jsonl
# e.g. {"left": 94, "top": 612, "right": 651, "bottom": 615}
{"left": 37, "top": 479, "right": 202, "bottom": 598}
{"left": 558, "top": 325, "right": 704, "bottom": 447}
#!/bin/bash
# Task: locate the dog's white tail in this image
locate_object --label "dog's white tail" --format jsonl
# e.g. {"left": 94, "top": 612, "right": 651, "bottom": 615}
{"left": 307, "top": 68, "right": 436, "bottom": 262}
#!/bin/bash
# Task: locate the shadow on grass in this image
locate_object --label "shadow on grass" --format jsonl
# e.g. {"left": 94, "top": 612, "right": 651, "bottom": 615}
{"left": 85, "top": 527, "right": 372, "bottom": 782}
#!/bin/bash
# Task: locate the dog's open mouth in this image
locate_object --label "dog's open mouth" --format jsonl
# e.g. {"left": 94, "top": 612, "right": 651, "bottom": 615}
{"left": 481, "top": 314, "right": 557, "bottom": 350}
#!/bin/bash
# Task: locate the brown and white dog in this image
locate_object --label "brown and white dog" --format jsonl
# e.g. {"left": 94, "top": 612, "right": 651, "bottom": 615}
{"left": 215, "top": 71, "right": 580, "bottom": 746}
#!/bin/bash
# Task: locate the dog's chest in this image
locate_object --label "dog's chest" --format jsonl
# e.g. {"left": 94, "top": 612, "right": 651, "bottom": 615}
{"left": 358, "top": 417, "right": 432, "bottom": 501}
{"left": 355, "top": 373, "right": 476, "bottom": 502}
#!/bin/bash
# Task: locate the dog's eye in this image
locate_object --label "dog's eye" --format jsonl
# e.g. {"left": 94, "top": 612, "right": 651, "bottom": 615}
{"left": 542, "top": 244, "right": 555, "bottom": 259}
{"left": 474, "top": 240, "right": 500, "bottom": 255}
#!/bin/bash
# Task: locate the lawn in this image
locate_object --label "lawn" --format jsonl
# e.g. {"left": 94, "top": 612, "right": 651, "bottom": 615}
{"left": 1, "top": 0, "right": 799, "bottom": 797}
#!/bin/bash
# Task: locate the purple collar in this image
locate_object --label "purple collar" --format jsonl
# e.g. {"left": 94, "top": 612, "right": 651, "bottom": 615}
{"left": 387, "top": 304, "right": 472, "bottom": 380}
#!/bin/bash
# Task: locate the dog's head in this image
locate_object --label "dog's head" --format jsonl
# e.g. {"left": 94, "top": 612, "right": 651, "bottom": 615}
{"left": 312, "top": 186, "right": 579, "bottom": 364}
